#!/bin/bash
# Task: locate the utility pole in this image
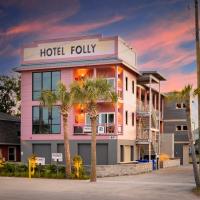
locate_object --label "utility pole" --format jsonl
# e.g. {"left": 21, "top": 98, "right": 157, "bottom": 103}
{"left": 194, "top": 0, "right": 200, "bottom": 173}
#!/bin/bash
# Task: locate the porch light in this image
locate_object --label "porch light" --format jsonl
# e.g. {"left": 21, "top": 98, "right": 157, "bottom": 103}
{"left": 80, "top": 106, "right": 84, "bottom": 113}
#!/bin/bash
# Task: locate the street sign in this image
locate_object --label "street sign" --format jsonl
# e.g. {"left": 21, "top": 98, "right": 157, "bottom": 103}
{"left": 52, "top": 153, "right": 63, "bottom": 162}
{"left": 35, "top": 157, "right": 45, "bottom": 165}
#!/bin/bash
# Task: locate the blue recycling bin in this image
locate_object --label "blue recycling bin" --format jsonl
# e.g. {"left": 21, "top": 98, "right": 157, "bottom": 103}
{"left": 136, "top": 159, "right": 149, "bottom": 163}
{"left": 152, "top": 159, "right": 157, "bottom": 170}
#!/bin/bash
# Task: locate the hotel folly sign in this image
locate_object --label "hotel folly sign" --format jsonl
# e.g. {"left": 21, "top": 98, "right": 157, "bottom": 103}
{"left": 23, "top": 37, "right": 116, "bottom": 63}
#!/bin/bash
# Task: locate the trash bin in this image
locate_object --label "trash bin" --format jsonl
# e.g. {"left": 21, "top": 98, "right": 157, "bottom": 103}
{"left": 136, "top": 159, "right": 149, "bottom": 163}
{"left": 152, "top": 159, "right": 157, "bottom": 170}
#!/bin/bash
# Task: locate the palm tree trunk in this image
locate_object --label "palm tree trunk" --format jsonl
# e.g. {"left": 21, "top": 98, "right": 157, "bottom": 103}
{"left": 185, "top": 99, "right": 200, "bottom": 188}
{"left": 63, "top": 114, "right": 71, "bottom": 178}
{"left": 90, "top": 117, "right": 97, "bottom": 182}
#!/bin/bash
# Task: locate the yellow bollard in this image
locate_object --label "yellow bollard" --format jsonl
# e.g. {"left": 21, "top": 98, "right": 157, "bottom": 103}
{"left": 28, "top": 155, "right": 36, "bottom": 179}
{"left": 0, "top": 150, "right": 5, "bottom": 168}
{"left": 73, "top": 155, "right": 83, "bottom": 178}
{"left": 0, "top": 157, "right": 5, "bottom": 168}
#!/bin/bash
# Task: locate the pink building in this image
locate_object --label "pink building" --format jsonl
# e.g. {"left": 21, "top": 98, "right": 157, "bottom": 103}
{"left": 16, "top": 35, "right": 165, "bottom": 165}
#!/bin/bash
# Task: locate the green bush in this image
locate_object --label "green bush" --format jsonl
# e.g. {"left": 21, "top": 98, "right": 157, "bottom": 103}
{"left": 0, "top": 161, "right": 88, "bottom": 179}
{"left": 3, "top": 163, "right": 15, "bottom": 174}
{"left": 15, "top": 163, "right": 28, "bottom": 173}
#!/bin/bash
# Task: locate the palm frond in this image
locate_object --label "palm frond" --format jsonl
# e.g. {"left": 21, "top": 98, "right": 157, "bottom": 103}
{"left": 194, "top": 87, "right": 200, "bottom": 97}
{"left": 166, "top": 84, "right": 192, "bottom": 103}
{"left": 40, "top": 90, "right": 57, "bottom": 109}
{"left": 56, "top": 82, "right": 73, "bottom": 107}
{"left": 70, "top": 77, "right": 118, "bottom": 108}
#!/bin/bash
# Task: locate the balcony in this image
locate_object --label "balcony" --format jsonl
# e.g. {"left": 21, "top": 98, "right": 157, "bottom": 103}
{"left": 136, "top": 99, "right": 149, "bottom": 113}
{"left": 136, "top": 125, "right": 149, "bottom": 143}
{"left": 136, "top": 125, "right": 158, "bottom": 144}
{"left": 73, "top": 123, "right": 123, "bottom": 135}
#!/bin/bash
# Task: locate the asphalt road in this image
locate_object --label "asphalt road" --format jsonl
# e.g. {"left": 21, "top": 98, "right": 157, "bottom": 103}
{"left": 0, "top": 165, "right": 198, "bottom": 200}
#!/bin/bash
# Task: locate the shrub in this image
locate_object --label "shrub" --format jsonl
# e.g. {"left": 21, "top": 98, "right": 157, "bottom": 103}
{"left": 3, "top": 163, "right": 15, "bottom": 174}
{"left": 71, "top": 155, "right": 89, "bottom": 180}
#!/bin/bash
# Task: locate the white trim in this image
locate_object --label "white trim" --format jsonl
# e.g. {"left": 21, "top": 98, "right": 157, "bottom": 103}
{"left": 106, "top": 78, "right": 115, "bottom": 89}
{"left": 176, "top": 125, "right": 188, "bottom": 131}
{"left": 85, "top": 112, "right": 115, "bottom": 125}
{"left": 98, "top": 112, "right": 115, "bottom": 124}
{"left": 174, "top": 141, "right": 190, "bottom": 144}
{"left": 164, "top": 119, "right": 187, "bottom": 122}
{"left": 175, "top": 103, "right": 186, "bottom": 109}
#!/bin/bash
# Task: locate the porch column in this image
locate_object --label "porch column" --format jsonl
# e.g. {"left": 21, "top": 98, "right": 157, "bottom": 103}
{"left": 115, "top": 65, "right": 118, "bottom": 135}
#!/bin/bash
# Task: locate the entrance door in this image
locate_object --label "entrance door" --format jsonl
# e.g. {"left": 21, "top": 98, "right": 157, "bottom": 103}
{"left": 174, "top": 144, "right": 183, "bottom": 165}
{"left": 8, "top": 147, "right": 16, "bottom": 161}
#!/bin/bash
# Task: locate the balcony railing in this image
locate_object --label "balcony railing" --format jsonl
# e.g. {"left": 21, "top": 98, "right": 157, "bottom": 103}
{"left": 136, "top": 125, "right": 158, "bottom": 142}
{"left": 136, "top": 100, "right": 149, "bottom": 113}
{"left": 73, "top": 123, "right": 123, "bottom": 135}
{"left": 136, "top": 125, "right": 149, "bottom": 141}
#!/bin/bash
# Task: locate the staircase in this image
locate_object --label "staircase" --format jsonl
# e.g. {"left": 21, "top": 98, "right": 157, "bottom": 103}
{"left": 136, "top": 104, "right": 160, "bottom": 157}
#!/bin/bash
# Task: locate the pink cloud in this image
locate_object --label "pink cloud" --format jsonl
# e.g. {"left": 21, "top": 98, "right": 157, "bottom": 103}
{"left": 129, "top": 14, "right": 195, "bottom": 71}
{"left": 5, "top": 15, "right": 124, "bottom": 39}
{"left": 45, "top": 15, "right": 124, "bottom": 38}
{"left": 162, "top": 72, "right": 197, "bottom": 93}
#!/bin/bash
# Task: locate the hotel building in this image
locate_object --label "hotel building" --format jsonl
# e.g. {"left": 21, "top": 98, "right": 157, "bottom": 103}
{"left": 16, "top": 35, "right": 165, "bottom": 165}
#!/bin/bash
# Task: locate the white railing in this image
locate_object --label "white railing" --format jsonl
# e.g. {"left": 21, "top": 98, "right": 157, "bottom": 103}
{"left": 73, "top": 123, "right": 123, "bottom": 135}
{"left": 136, "top": 100, "right": 150, "bottom": 112}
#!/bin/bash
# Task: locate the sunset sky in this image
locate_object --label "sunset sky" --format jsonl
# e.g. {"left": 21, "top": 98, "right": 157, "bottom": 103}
{"left": 0, "top": 0, "right": 198, "bottom": 92}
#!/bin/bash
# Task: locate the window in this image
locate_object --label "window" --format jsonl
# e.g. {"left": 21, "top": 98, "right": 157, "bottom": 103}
{"left": 176, "top": 103, "right": 186, "bottom": 109}
{"left": 32, "top": 71, "right": 60, "bottom": 100}
{"left": 86, "top": 113, "right": 115, "bottom": 125}
{"left": 8, "top": 147, "right": 16, "bottom": 161}
{"left": 120, "top": 145, "right": 124, "bottom": 162}
{"left": 132, "top": 112, "right": 134, "bottom": 126}
{"left": 32, "top": 106, "right": 61, "bottom": 134}
{"left": 106, "top": 78, "right": 115, "bottom": 90}
{"left": 183, "top": 125, "right": 188, "bottom": 131}
{"left": 132, "top": 81, "right": 134, "bottom": 94}
{"left": 176, "top": 126, "right": 181, "bottom": 131}
{"left": 125, "top": 111, "right": 128, "bottom": 125}
{"left": 125, "top": 77, "right": 128, "bottom": 91}
{"left": 176, "top": 125, "right": 188, "bottom": 131}
{"left": 130, "top": 146, "right": 134, "bottom": 161}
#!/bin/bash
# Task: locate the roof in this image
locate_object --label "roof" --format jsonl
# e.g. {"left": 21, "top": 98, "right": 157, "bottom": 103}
{"left": 140, "top": 71, "right": 166, "bottom": 81}
{"left": 0, "top": 112, "right": 20, "bottom": 122}
{"left": 14, "top": 57, "right": 141, "bottom": 75}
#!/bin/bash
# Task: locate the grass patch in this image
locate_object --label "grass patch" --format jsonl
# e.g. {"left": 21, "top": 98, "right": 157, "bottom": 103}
{"left": 192, "top": 187, "right": 200, "bottom": 196}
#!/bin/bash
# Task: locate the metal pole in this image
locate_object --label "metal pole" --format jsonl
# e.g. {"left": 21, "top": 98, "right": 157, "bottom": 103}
{"left": 194, "top": 0, "right": 200, "bottom": 172}
{"left": 158, "top": 82, "right": 161, "bottom": 169}
{"left": 149, "top": 76, "right": 152, "bottom": 162}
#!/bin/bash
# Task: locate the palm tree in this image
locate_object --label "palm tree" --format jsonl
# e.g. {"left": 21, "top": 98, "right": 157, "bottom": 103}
{"left": 71, "top": 78, "right": 117, "bottom": 182}
{"left": 167, "top": 85, "right": 200, "bottom": 188}
{"left": 40, "top": 82, "right": 73, "bottom": 178}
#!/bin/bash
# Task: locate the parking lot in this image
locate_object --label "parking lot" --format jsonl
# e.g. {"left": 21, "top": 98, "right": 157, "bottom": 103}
{"left": 0, "top": 165, "right": 198, "bottom": 200}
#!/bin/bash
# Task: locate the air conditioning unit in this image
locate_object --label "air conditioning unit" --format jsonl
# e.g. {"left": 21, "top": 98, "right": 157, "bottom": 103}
{"left": 98, "top": 126, "right": 105, "bottom": 134}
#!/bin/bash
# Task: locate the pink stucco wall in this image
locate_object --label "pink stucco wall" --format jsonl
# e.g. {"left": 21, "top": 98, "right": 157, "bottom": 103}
{"left": 21, "top": 66, "right": 127, "bottom": 142}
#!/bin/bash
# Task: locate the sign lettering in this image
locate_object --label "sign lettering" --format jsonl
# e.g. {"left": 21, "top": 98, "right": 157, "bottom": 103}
{"left": 40, "top": 44, "right": 97, "bottom": 58}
